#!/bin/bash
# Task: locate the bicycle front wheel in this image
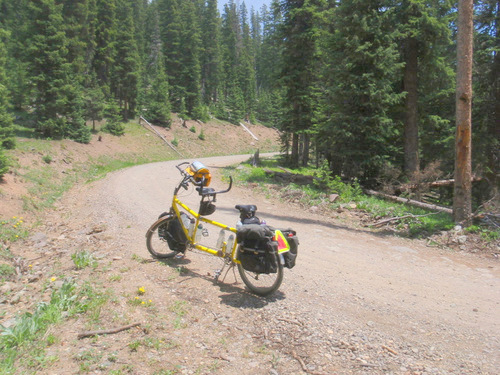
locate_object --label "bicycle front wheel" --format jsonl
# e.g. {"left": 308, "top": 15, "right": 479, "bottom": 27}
{"left": 146, "top": 215, "right": 181, "bottom": 259}
{"left": 237, "top": 247, "right": 283, "bottom": 296}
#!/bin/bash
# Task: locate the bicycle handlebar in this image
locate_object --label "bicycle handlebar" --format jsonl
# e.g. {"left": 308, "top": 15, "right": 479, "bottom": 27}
{"left": 175, "top": 162, "right": 232, "bottom": 196}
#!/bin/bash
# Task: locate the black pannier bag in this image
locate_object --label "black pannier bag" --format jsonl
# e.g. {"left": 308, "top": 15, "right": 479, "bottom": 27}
{"left": 158, "top": 212, "right": 188, "bottom": 253}
{"left": 237, "top": 224, "right": 278, "bottom": 274}
{"left": 281, "top": 229, "right": 299, "bottom": 269}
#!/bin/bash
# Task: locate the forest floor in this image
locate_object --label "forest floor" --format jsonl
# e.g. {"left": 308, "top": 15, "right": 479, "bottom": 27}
{"left": 1, "top": 117, "right": 499, "bottom": 374}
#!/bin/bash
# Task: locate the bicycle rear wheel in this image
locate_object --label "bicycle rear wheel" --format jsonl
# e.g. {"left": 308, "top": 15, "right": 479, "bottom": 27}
{"left": 237, "top": 247, "right": 283, "bottom": 296}
{"left": 146, "top": 215, "right": 181, "bottom": 259}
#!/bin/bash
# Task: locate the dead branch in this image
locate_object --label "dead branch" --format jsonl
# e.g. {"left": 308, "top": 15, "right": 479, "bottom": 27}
{"left": 291, "top": 350, "right": 329, "bottom": 375}
{"left": 277, "top": 317, "right": 303, "bottom": 326}
{"left": 382, "top": 345, "right": 399, "bottom": 356}
{"left": 77, "top": 322, "right": 141, "bottom": 339}
{"left": 365, "top": 190, "right": 453, "bottom": 215}
{"left": 370, "top": 212, "right": 441, "bottom": 228}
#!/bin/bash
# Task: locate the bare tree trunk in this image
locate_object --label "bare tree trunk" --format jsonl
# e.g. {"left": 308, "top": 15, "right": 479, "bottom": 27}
{"left": 302, "top": 133, "right": 310, "bottom": 167}
{"left": 453, "top": 0, "right": 474, "bottom": 225}
{"left": 291, "top": 133, "right": 299, "bottom": 167}
{"left": 404, "top": 37, "right": 419, "bottom": 176}
{"left": 488, "top": 3, "right": 500, "bottom": 200}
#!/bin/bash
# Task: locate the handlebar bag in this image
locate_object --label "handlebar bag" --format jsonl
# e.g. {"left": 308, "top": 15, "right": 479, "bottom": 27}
{"left": 185, "top": 161, "right": 211, "bottom": 186}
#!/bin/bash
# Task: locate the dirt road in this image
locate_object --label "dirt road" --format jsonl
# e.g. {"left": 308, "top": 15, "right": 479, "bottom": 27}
{"left": 16, "top": 155, "right": 499, "bottom": 374}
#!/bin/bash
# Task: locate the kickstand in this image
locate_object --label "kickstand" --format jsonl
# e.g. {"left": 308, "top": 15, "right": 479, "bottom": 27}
{"left": 220, "top": 262, "right": 235, "bottom": 283}
{"left": 214, "top": 259, "right": 234, "bottom": 283}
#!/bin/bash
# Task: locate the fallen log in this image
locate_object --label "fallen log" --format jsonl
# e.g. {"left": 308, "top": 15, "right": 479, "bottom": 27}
{"left": 77, "top": 322, "right": 141, "bottom": 339}
{"left": 365, "top": 189, "right": 453, "bottom": 215}
{"left": 399, "top": 177, "right": 482, "bottom": 191}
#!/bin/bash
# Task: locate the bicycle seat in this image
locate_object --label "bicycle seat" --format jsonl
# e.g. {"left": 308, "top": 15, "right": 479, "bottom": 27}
{"left": 196, "top": 187, "right": 216, "bottom": 195}
{"left": 235, "top": 204, "right": 257, "bottom": 216}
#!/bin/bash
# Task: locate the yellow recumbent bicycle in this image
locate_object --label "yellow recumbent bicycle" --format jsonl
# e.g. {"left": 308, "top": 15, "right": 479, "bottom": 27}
{"left": 145, "top": 161, "right": 286, "bottom": 296}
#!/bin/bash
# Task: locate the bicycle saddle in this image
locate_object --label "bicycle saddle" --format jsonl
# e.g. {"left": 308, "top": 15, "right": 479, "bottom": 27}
{"left": 235, "top": 204, "right": 257, "bottom": 218}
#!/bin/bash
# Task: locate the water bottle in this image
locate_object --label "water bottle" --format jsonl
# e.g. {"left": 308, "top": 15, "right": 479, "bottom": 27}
{"left": 216, "top": 229, "right": 226, "bottom": 250}
{"left": 180, "top": 212, "right": 190, "bottom": 229}
{"left": 188, "top": 219, "right": 195, "bottom": 238}
{"left": 195, "top": 223, "right": 203, "bottom": 242}
{"left": 226, "top": 234, "right": 235, "bottom": 252}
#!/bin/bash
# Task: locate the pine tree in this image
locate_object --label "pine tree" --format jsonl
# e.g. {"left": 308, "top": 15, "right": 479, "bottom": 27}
{"left": 112, "top": 0, "right": 140, "bottom": 120}
{"left": 92, "top": 0, "right": 116, "bottom": 89}
{"left": 221, "top": 1, "right": 245, "bottom": 123}
{"left": 473, "top": 0, "right": 499, "bottom": 201}
{"left": 0, "top": 28, "right": 15, "bottom": 150}
{"left": 394, "top": 0, "right": 455, "bottom": 176}
{"left": 27, "top": 0, "right": 90, "bottom": 142}
{"left": 319, "top": 0, "right": 404, "bottom": 181}
{"left": 178, "top": 0, "right": 202, "bottom": 117}
{"left": 280, "top": 0, "right": 325, "bottom": 167}
{"left": 2, "top": 0, "right": 32, "bottom": 110}
{"left": 255, "top": 1, "right": 283, "bottom": 126}
{"left": 142, "top": 6, "right": 171, "bottom": 126}
{"left": 239, "top": 2, "right": 257, "bottom": 121}
{"left": 200, "top": 0, "right": 221, "bottom": 105}
{"left": 61, "top": 0, "right": 96, "bottom": 82}
{"left": 158, "top": 0, "right": 183, "bottom": 110}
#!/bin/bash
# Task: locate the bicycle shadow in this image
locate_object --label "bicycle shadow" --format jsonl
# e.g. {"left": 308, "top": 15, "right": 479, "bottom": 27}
{"left": 157, "top": 257, "right": 285, "bottom": 309}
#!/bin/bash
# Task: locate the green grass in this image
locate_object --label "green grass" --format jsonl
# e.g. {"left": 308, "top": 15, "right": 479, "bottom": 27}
{"left": 0, "top": 279, "right": 109, "bottom": 374}
{"left": 71, "top": 250, "right": 98, "bottom": 270}
{"left": 225, "top": 160, "right": 457, "bottom": 238}
{"left": 0, "top": 216, "right": 29, "bottom": 242}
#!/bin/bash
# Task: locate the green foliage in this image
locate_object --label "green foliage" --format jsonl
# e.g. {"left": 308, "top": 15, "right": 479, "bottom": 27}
{"left": 0, "top": 148, "right": 9, "bottom": 179}
{"left": 0, "top": 263, "right": 15, "bottom": 280}
{"left": 0, "top": 279, "right": 107, "bottom": 373}
{"left": 198, "top": 130, "right": 205, "bottom": 141}
{"left": 313, "top": 161, "right": 363, "bottom": 202}
{"left": 171, "top": 138, "right": 179, "bottom": 147}
{"left": 102, "top": 100, "right": 125, "bottom": 136}
{"left": 0, "top": 216, "right": 28, "bottom": 243}
{"left": 189, "top": 126, "right": 196, "bottom": 133}
{"left": 26, "top": 0, "right": 89, "bottom": 143}
{"left": 71, "top": 250, "right": 98, "bottom": 270}
{"left": 191, "top": 105, "right": 210, "bottom": 122}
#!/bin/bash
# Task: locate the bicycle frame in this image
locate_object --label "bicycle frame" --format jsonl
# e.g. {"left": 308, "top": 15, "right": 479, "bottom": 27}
{"left": 171, "top": 189, "right": 239, "bottom": 260}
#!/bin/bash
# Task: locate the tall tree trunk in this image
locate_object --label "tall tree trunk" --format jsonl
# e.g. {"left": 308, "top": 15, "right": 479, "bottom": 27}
{"left": 488, "top": 3, "right": 500, "bottom": 199}
{"left": 403, "top": 37, "right": 419, "bottom": 176}
{"left": 453, "top": 0, "right": 473, "bottom": 225}
{"left": 291, "top": 132, "right": 299, "bottom": 167}
{"left": 302, "top": 133, "right": 310, "bottom": 167}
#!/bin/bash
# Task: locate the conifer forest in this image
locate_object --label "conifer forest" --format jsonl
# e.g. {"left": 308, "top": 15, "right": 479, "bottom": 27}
{"left": 0, "top": 1, "right": 498, "bottom": 219}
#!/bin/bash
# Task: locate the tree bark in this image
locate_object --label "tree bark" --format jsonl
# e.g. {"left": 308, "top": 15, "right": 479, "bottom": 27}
{"left": 404, "top": 37, "right": 420, "bottom": 175}
{"left": 302, "top": 133, "right": 310, "bottom": 167}
{"left": 453, "top": 0, "right": 474, "bottom": 225}
{"left": 291, "top": 132, "right": 299, "bottom": 167}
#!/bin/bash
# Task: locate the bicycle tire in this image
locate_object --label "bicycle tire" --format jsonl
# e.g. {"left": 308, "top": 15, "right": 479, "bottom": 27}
{"left": 146, "top": 215, "right": 181, "bottom": 259}
{"left": 237, "top": 246, "right": 283, "bottom": 296}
